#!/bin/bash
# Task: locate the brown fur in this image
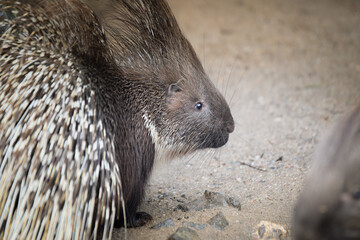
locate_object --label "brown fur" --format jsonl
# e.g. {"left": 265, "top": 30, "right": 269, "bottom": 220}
{"left": 0, "top": 0, "right": 234, "bottom": 238}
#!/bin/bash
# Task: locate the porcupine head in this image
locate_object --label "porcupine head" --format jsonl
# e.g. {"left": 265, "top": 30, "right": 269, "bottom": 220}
{"left": 97, "top": 0, "right": 235, "bottom": 156}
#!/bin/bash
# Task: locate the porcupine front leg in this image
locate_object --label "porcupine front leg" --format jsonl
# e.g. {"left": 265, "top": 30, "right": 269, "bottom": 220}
{"left": 111, "top": 111, "right": 155, "bottom": 228}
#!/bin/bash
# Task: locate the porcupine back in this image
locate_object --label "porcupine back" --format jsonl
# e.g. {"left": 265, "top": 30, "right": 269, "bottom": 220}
{"left": 0, "top": 1, "right": 123, "bottom": 239}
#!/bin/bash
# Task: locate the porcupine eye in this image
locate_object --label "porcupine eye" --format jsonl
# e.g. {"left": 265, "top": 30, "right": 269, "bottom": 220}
{"left": 195, "top": 102, "right": 203, "bottom": 110}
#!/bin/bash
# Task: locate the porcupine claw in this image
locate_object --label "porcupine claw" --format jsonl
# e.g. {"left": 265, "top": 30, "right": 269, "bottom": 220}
{"left": 132, "top": 212, "right": 153, "bottom": 227}
{"left": 114, "top": 212, "right": 153, "bottom": 228}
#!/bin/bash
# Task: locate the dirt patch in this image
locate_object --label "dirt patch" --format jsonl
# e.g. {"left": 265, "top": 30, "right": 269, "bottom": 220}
{"left": 113, "top": 0, "right": 360, "bottom": 239}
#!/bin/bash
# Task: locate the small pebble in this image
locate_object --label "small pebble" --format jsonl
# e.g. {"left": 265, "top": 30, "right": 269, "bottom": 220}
{"left": 151, "top": 218, "right": 175, "bottom": 229}
{"left": 207, "top": 212, "right": 229, "bottom": 230}
{"left": 182, "top": 221, "right": 207, "bottom": 230}
{"left": 181, "top": 198, "right": 208, "bottom": 211}
{"left": 168, "top": 227, "right": 201, "bottom": 240}
{"left": 226, "top": 197, "right": 241, "bottom": 211}
{"left": 177, "top": 191, "right": 242, "bottom": 212}
{"left": 254, "top": 221, "right": 288, "bottom": 240}
{"left": 175, "top": 204, "right": 189, "bottom": 212}
{"left": 204, "top": 190, "right": 227, "bottom": 207}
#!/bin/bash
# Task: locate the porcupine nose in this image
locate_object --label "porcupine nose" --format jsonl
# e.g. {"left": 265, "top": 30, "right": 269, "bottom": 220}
{"left": 224, "top": 107, "right": 235, "bottom": 133}
{"left": 226, "top": 117, "right": 235, "bottom": 133}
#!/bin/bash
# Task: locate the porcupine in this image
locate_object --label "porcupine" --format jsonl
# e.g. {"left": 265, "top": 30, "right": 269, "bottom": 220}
{"left": 293, "top": 104, "right": 360, "bottom": 240}
{"left": 0, "top": 0, "right": 235, "bottom": 239}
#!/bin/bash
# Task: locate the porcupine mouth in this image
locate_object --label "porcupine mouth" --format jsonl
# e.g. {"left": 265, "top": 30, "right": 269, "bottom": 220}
{"left": 200, "top": 130, "right": 229, "bottom": 149}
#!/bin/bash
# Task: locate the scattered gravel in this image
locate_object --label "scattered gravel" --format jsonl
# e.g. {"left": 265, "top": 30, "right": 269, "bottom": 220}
{"left": 177, "top": 190, "right": 241, "bottom": 212}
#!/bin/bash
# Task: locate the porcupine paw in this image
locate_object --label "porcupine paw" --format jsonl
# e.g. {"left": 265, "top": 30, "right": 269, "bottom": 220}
{"left": 131, "top": 212, "right": 153, "bottom": 227}
{"left": 115, "top": 212, "right": 153, "bottom": 228}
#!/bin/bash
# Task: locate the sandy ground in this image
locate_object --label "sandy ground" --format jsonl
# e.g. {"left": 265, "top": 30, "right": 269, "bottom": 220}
{"left": 114, "top": 0, "right": 360, "bottom": 239}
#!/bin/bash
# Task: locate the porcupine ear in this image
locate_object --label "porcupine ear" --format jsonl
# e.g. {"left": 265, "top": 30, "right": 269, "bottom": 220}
{"left": 167, "top": 83, "right": 182, "bottom": 97}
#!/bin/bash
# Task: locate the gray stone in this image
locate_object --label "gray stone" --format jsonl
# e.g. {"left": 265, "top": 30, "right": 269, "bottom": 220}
{"left": 207, "top": 212, "right": 229, "bottom": 230}
{"left": 176, "top": 191, "right": 241, "bottom": 212}
{"left": 204, "top": 190, "right": 228, "bottom": 207}
{"left": 254, "top": 221, "right": 287, "bottom": 240}
{"left": 226, "top": 196, "right": 242, "bottom": 211}
{"left": 182, "top": 221, "right": 207, "bottom": 230}
{"left": 151, "top": 218, "right": 175, "bottom": 229}
{"left": 168, "top": 227, "right": 201, "bottom": 240}
{"left": 176, "top": 204, "right": 190, "bottom": 212}
{"left": 181, "top": 198, "right": 209, "bottom": 211}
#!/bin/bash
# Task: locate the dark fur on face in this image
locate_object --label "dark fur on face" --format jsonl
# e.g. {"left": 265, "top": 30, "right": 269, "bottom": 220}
{"left": 92, "top": 0, "right": 234, "bottom": 156}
